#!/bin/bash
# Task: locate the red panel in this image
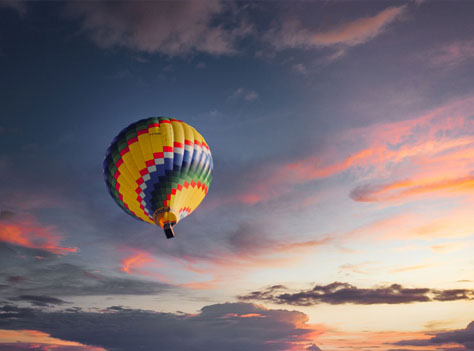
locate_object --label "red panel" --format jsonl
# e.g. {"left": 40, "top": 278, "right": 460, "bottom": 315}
{"left": 120, "top": 147, "right": 129, "bottom": 156}
{"left": 127, "top": 137, "right": 138, "bottom": 145}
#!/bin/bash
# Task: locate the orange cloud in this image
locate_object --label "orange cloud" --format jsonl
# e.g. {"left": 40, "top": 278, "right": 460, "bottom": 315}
{"left": 217, "top": 96, "right": 474, "bottom": 208}
{"left": 315, "top": 329, "right": 443, "bottom": 351}
{"left": 120, "top": 251, "right": 154, "bottom": 273}
{"left": 0, "top": 217, "right": 77, "bottom": 255}
{"left": 351, "top": 175, "right": 474, "bottom": 202}
{"left": 119, "top": 249, "right": 168, "bottom": 282}
{"left": 431, "top": 241, "right": 470, "bottom": 253}
{"left": 0, "top": 329, "right": 105, "bottom": 350}
{"left": 344, "top": 204, "right": 474, "bottom": 241}
{"left": 390, "top": 264, "right": 432, "bottom": 273}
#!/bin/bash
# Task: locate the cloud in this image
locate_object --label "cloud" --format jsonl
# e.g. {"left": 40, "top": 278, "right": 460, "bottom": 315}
{"left": 0, "top": 210, "right": 15, "bottom": 221}
{"left": 267, "top": 5, "right": 406, "bottom": 50}
{"left": 0, "top": 244, "right": 172, "bottom": 297}
{"left": 64, "top": 1, "right": 249, "bottom": 56}
{"left": 345, "top": 205, "right": 474, "bottom": 241}
{"left": 393, "top": 321, "right": 474, "bottom": 350}
{"left": 0, "top": 216, "right": 77, "bottom": 255}
{"left": 170, "top": 224, "right": 330, "bottom": 289}
{"left": 0, "top": 329, "right": 104, "bottom": 351}
{"left": 230, "top": 87, "right": 259, "bottom": 101}
{"left": 350, "top": 175, "right": 474, "bottom": 202}
{"left": 428, "top": 40, "right": 474, "bottom": 68}
{"left": 239, "top": 282, "right": 474, "bottom": 306}
{"left": 0, "top": 0, "right": 27, "bottom": 16}
{"left": 0, "top": 302, "right": 322, "bottom": 351}
{"left": 217, "top": 95, "right": 474, "bottom": 207}
{"left": 8, "top": 263, "right": 171, "bottom": 297}
{"left": 120, "top": 251, "right": 154, "bottom": 274}
{"left": 9, "top": 295, "right": 69, "bottom": 307}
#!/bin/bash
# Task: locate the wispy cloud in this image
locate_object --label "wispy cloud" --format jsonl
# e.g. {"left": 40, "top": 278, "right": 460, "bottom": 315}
{"left": 9, "top": 295, "right": 69, "bottom": 307}
{"left": 345, "top": 205, "right": 474, "bottom": 241}
{"left": 393, "top": 321, "right": 474, "bottom": 350}
{"left": 0, "top": 329, "right": 104, "bottom": 351}
{"left": 64, "top": 1, "right": 250, "bottom": 56}
{"left": 215, "top": 96, "right": 474, "bottom": 207}
{"left": 239, "top": 282, "right": 474, "bottom": 306}
{"left": 0, "top": 215, "right": 77, "bottom": 255}
{"left": 230, "top": 87, "right": 259, "bottom": 101}
{"left": 267, "top": 5, "right": 406, "bottom": 50}
{"left": 428, "top": 40, "right": 474, "bottom": 67}
{"left": 0, "top": 0, "right": 27, "bottom": 16}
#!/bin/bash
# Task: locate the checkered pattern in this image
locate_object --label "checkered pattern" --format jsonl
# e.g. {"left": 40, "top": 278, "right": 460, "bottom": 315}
{"left": 103, "top": 117, "right": 213, "bottom": 226}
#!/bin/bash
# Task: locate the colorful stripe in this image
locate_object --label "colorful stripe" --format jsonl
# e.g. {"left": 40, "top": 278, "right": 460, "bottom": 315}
{"left": 104, "top": 117, "right": 213, "bottom": 227}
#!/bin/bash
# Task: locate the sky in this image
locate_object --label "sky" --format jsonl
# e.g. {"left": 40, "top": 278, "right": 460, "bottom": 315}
{"left": 0, "top": 0, "right": 473, "bottom": 350}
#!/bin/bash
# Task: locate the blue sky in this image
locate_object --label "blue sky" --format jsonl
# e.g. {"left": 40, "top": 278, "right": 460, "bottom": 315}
{"left": 1, "top": 1, "right": 473, "bottom": 350}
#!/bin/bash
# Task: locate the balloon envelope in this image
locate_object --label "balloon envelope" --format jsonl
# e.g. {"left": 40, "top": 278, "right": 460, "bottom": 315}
{"left": 103, "top": 117, "right": 213, "bottom": 238}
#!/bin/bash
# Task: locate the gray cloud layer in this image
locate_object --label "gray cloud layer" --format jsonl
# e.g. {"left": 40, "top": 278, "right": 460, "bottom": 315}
{"left": 61, "top": 1, "right": 405, "bottom": 58}
{"left": 394, "top": 321, "right": 474, "bottom": 351}
{"left": 64, "top": 1, "right": 249, "bottom": 56}
{"left": 0, "top": 302, "right": 318, "bottom": 351}
{"left": 239, "top": 282, "right": 474, "bottom": 306}
{"left": 0, "top": 243, "right": 171, "bottom": 298}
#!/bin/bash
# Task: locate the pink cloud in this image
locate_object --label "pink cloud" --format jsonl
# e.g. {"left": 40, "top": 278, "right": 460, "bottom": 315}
{"left": 344, "top": 204, "right": 474, "bottom": 241}
{"left": 0, "top": 216, "right": 77, "bottom": 255}
{"left": 119, "top": 249, "right": 169, "bottom": 282}
{"left": 216, "top": 95, "right": 474, "bottom": 208}
{"left": 269, "top": 5, "right": 406, "bottom": 50}
{"left": 428, "top": 40, "right": 474, "bottom": 67}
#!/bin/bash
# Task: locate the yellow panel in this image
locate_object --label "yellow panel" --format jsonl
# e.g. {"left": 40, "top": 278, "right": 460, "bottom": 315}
{"left": 160, "top": 121, "right": 173, "bottom": 148}
{"left": 171, "top": 120, "right": 184, "bottom": 144}
{"left": 137, "top": 132, "right": 154, "bottom": 165}
{"left": 129, "top": 142, "right": 146, "bottom": 173}
{"left": 121, "top": 153, "right": 141, "bottom": 181}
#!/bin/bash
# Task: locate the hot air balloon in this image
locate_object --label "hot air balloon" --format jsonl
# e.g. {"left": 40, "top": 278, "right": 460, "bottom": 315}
{"left": 103, "top": 117, "right": 213, "bottom": 239}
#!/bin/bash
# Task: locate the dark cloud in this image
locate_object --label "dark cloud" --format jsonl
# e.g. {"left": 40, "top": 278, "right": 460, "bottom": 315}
{"left": 306, "top": 344, "right": 322, "bottom": 350}
{"left": 9, "top": 295, "right": 69, "bottom": 307}
{"left": 433, "top": 289, "right": 474, "bottom": 301}
{"left": 0, "top": 209, "right": 15, "bottom": 220}
{"left": 239, "top": 282, "right": 474, "bottom": 306}
{"left": 0, "top": 302, "right": 317, "bottom": 351}
{"left": 64, "top": 1, "right": 251, "bottom": 56}
{"left": 5, "top": 262, "right": 172, "bottom": 297}
{"left": 393, "top": 321, "right": 474, "bottom": 351}
{"left": 0, "top": 0, "right": 27, "bottom": 16}
{"left": 7, "top": 275, "right": 26, "bottom": 283}
{"left": 0, "top": 243, "right": 172, "bottom": 299}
